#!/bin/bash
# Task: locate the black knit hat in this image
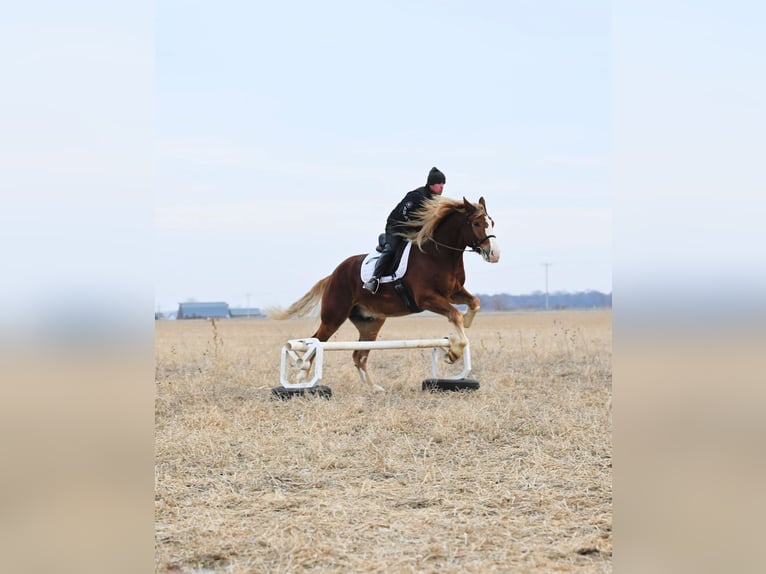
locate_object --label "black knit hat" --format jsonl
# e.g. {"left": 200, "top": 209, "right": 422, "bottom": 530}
{"left": 426, "top": 167, "right": 446, "bottom": 186}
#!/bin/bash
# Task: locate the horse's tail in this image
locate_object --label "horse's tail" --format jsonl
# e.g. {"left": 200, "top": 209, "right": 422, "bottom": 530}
{"left": 267, "top": 276, "right": 331, "bottom": 320}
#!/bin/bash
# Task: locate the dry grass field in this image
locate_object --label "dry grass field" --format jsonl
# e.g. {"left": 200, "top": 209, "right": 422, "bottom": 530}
{"left": 155, "top": 309, "right": 612, "bottom": 573}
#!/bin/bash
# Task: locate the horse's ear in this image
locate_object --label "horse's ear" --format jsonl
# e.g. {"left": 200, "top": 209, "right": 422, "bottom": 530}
{"left": 463, "top": 197, "right": 475, "bottom": 213}
{"left": 479, "top": 196, "right": 486, "bottom": 209}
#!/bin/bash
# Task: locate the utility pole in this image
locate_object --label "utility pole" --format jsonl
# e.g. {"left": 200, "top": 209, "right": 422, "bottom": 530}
{"left": 542, "top": 262, "right": 552, "bottom": 310}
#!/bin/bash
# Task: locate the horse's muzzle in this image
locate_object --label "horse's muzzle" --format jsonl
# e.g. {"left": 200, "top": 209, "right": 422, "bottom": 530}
{"left": 483, "top": 238, "right": 500, "bottom": 263}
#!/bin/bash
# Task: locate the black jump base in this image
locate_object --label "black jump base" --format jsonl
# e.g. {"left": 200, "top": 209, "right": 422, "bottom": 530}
{"left": 422, "top": 378, "right": 480, "bottom": 392}
{"left": 271, "top": 385, "right": 333, "bottom": 400}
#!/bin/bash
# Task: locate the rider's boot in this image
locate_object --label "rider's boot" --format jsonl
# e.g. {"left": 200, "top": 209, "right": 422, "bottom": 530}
{"left": 362, "top": 276, "right": 380, "bottom": 294}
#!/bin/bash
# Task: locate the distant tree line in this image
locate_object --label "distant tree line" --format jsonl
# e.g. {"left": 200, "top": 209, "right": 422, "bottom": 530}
{"left": 476, "top": 290, "right": 611, "bottom": 311}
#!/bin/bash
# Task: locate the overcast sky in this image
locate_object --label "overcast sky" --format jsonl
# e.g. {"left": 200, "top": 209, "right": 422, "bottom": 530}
{"left": 5, "top": 3, "right": 760, "bottom": 322}
{"left": 154, "top": 1, "right": 611, "bottom": 311}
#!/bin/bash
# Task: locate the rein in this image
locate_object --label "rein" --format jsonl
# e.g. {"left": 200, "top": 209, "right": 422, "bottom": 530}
{"left": 429, "top": 236, "right": 496, "bottom": 254}
{"left": 428, "top": 214, "right": 496, "bottom": 255}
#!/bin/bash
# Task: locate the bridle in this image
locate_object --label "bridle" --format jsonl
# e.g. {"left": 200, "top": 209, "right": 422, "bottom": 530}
{"left": 468, "top": 233, "right": 497, "bottom": 254}
{"left": 428, "top": 213, "right": 496, "bottom": 255}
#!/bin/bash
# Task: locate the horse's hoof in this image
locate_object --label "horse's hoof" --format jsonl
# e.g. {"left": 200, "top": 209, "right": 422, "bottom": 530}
{"left": 372, "top": 384, "right": 385, "bottom": 392}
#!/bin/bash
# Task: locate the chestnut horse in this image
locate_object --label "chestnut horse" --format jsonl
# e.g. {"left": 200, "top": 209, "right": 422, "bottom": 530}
{"left": 270, "top": 196, "right": 501, "bottom": 391}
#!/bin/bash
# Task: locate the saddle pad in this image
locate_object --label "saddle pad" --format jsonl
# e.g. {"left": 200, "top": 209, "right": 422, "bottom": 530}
{"left": 360, "top": 242, "right": 413, "bottom": 284}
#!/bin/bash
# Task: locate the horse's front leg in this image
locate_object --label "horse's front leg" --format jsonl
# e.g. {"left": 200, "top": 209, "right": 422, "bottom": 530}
{"left": 450, "top": 287, "right": 481, "bottom": 329}
{"left": 421, "top": 297, "right": 469, "bottom": 364}
{"left": 445, "top": 309, "right": 469, "bottom": 363}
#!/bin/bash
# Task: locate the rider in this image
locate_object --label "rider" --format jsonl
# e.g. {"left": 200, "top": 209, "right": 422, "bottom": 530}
{"left": 362, "top": 167, "right": 446, "bottom": 294}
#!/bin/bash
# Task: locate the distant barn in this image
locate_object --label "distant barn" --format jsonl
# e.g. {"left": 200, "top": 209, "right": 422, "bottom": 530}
{"left": 176, "top": 302, "right": 231, "bottom": 319}
{"left": 229, "top": 307, "right": 264, "bottom": 318}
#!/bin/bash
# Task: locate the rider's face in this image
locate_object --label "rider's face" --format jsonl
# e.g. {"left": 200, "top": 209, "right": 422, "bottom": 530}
{"left": 429, "top": 183, "right": 445, "bottom": 195}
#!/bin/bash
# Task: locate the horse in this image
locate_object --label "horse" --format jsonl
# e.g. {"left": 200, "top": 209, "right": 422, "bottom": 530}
{"left": 269, "top": 196, "right": 501, "bottom": 391}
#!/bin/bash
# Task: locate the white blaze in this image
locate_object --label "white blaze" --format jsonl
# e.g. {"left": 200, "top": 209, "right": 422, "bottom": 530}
{"left": 485, "top": 215, "right": 500, "bottom": 263}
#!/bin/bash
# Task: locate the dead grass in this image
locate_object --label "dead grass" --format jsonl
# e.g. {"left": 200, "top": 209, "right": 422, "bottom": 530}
{"left": 156, "top": 310, "right": 612, "bottom": 573}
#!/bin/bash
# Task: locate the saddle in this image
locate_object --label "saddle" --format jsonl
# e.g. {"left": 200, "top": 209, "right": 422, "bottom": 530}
{"left": 361, "top": 236, "right": 421, "bottom": 313}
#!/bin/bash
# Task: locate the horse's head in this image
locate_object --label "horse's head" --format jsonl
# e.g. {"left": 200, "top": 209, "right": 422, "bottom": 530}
{"left": 463, "top": 197, "right": 501, "bottom": 263}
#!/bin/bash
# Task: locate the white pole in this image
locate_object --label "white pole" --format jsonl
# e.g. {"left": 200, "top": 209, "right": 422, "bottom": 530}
{"left": 286, "top": 338, "right": 451, "bottom": 352}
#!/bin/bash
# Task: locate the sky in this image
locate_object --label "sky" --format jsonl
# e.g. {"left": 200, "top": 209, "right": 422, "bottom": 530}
{"left": 154, "top": 1, "right": 612, "bottom": 312}
{"left": 3, "top": 2, "right": 761, "bottom": 323}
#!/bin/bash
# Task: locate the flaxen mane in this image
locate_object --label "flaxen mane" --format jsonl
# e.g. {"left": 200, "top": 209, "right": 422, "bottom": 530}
{"left": 398, "top": 196, "right": 486, "bottom": 250}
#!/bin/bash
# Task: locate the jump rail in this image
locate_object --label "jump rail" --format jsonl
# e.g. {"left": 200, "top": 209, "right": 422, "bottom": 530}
{"left": 279, "top": 337, "right": 472, "bottom": 389}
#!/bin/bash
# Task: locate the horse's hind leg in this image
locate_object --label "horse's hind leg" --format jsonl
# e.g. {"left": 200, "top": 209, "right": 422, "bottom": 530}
{"left": 311, "top": 294, "right": 352, "bottom": 342}
{"left": 349, "top": 306, "right": 386, "bottom": 392}
{"left": 301, "top": 300, "right": 352, "bottom": 385}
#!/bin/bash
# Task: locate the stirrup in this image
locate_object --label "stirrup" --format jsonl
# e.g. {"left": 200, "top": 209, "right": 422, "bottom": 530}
{"left": 363, "top": 277, "right": 380, "bottom": 294}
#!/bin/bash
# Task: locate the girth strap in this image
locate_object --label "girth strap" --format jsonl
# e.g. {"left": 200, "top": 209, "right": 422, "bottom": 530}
{"left": 393, "top": 280, "right": 422, "bottom": 313}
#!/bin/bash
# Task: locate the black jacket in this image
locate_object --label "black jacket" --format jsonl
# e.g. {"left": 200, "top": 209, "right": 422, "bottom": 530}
{"left": 385, "top": 186, "right": 434, "bottom": 232}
